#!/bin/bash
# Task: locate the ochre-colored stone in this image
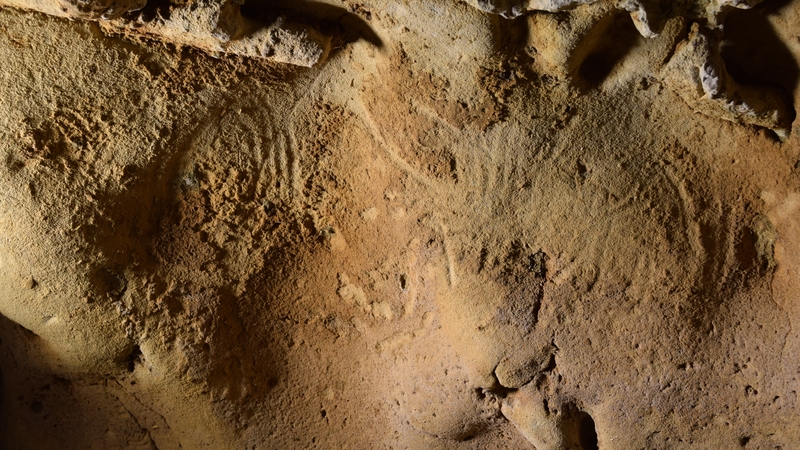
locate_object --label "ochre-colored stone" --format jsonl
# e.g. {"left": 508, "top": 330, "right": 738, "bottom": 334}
{"left": 0, "top": 0, "right": 799, "bottom": 448}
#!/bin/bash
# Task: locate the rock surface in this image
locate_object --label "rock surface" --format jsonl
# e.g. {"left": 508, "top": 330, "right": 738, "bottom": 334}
{"left": 0, "top": 0, "right": 334, "bottom": 66}
{"left": 0, "top": 0, "right": 799, "bottom": 448}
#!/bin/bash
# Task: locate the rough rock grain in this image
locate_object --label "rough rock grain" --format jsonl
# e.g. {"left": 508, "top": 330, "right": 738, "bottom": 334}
{"left": 0, "top": 0, "right": 799, "bottom": 448}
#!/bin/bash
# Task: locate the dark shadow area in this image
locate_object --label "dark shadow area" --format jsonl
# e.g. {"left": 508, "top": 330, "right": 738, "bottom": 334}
{"left": 124, "top": 344, "right": 142, "bottom": 373}
{"left": 0, "top": 361, "right": 4, "bottom": 445}
{"left": 131, "top": 0, "right": 172, "bottom": 22}
{"left": 0, "top": 316, "right": 159, "bottom": 448}
{"left": 575, "top": 12, "right": 642, "bottom": 89}
{"left": 578, "top": 412, "right": 599, "bottom": 450}
{"left": 121, "top": 0, "right": 383, "bottom": 56}
{"left": 240, "top": 0, "right": 383, "bottom": 49}
{"left": 721, "top": 0, "right": 799, "bottom": 122}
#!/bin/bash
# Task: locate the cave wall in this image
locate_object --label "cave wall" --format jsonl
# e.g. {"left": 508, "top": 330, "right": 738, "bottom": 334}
{"left": 0, "top": 0, "right": 799, "bottom": 448}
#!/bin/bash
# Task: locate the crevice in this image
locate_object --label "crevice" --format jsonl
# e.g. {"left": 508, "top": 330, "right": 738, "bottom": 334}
{"left": 660, "top": 18, "right": 693, "bottom": 67}
{"left": 125, "top": 344, "right": 143, "bottom": 373}
{"left": 577, "top": 412, "right": 599, "bottom": 450}
{"left": 490, "top": 365, "right": 521, "bottom": 396}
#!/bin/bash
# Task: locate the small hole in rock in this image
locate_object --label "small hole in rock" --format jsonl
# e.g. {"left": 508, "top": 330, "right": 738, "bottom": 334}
{"left": 577, "top": 161, "right": 588, "bottom": 178}
{"left": 125, "top": 345, "right": 143, "bottom": 373}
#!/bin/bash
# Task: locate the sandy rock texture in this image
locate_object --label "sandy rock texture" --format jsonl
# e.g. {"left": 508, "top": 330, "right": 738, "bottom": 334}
{"left": 0, "top": 0, "right": 799, "bottom": 448}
